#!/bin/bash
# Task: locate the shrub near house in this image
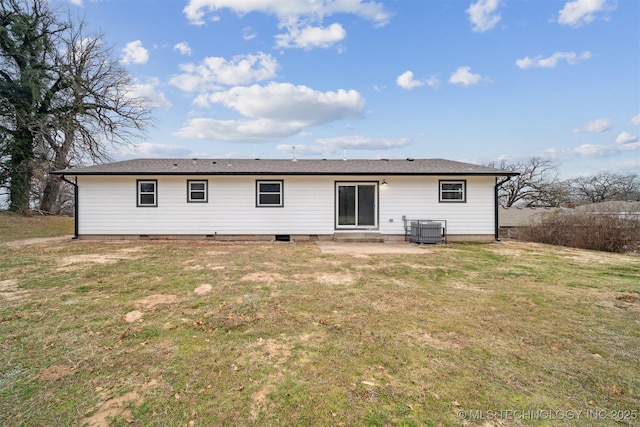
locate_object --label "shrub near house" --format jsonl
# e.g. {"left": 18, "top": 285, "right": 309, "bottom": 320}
{"left": 521, "top": 202, "right": 640, "bottom": 253}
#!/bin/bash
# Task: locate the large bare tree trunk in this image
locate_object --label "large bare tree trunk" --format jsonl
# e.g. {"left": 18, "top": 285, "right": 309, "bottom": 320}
{"left": 39, "top": 132, "right": 73, "bottom": 214}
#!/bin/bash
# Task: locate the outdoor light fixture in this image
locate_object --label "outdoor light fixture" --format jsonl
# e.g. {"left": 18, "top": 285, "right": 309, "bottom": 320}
{"left": 381, "top": 179, "right": 388, "bottom": 186}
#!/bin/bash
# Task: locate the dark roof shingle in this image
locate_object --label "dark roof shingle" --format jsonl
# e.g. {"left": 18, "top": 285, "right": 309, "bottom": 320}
{"left": 53, "top": 158, "right": 518, "bottom": 176}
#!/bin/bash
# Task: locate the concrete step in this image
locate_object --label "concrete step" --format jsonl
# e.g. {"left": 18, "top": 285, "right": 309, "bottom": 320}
{"left": 333, "top": 232, "right": 385, "bottom": 243}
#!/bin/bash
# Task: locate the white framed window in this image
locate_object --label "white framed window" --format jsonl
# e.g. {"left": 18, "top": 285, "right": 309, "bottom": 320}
{"left": 137, "top": 180, "right": 157, "bottom": 207}
{"left": 439, "top": 180, "right": 466, "bottom": 203}
{"left": 187, "top": 180, "right": 208, "bottom": 203}
{"left": 256, "top": 180, "right": 283, "bottom": 207}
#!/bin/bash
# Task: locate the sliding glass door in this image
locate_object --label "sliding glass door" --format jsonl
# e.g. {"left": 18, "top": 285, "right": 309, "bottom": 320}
{"left": 336, "top": 183, "right": 377, "bottom": 228}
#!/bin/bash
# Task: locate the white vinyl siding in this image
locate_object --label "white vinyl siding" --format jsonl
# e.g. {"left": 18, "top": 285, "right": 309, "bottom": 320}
{"left": 377, "top": 176, "right": 495, "bottom": 236}
{"left": 76, "top": 175, "right": 496, "bottom": 237}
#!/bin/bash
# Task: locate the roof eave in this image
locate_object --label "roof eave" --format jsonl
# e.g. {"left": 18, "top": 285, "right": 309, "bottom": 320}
{"left": 52, "top": 170, "right": 520, "bottom": 177}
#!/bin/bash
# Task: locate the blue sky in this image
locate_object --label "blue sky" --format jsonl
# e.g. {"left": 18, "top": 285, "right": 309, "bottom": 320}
{"left": 61, "top": 0, "right": 639, "bottom": 178}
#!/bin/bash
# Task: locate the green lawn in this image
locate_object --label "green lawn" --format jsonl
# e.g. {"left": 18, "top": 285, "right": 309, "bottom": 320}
{"left": 0, "top": 220, "right": 638, "bottom": 426}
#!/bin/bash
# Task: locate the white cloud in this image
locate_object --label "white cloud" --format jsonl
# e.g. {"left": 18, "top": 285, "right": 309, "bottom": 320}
{"left": 204, "top": 82, "right": 365, "bottom": 124}
{"left": 183, "top": 0, "right": 389, "bottom": 50}
{"left": 466, "top": 0, "right": 501, "bottom": 32}
{"left": 557, "top": 0, "right": 616, "bottom": 27}
{"left": 120, "top": 40, "right": 149, "bottom": 65}
{"left": 396, "top": 71, "right": 422, "bottom": 90}
{"left": 184, "top": 0, "right": 391, "bottom": 26}
{"left": 515, "top": 51, "right": 591, "bottom": 69}
{"left": 631, "top": 114, "right": 640, "bottom": 126}
{"left": 110, "top": 142, "right": 192, "bottom": 160}
{"left": 539, "top": 141, "right": 640, "bottom": 162}
{"left": 616, "top": 131, "right": 638, "bottom": 145}
{"left": 449, "top": 66, "right": 487, "bottom": 86}
{"left": 572, "top": 117, "right": 612, "bottom": 133}
{"left": 277, "top": 136, "right": 410, "bottom": 156}
{"left": 319, "top": 135, "right": 410, "bottom": 151}
{"left": 127, "top": 78, "right": 172, "bottom": 110}
{"left": 170, "top": 52, "right": 278, "bottom": 92}
{"left": 176, "top": 82, "right": 366, "bottom": 142}
{"left": 173, "top": 42, "right": 192, "bottom": 56}
{"left": 175, "top": 118, "right": 302, "bottom": 142}
{"left": 396, "top": 71, "right": 439, "bottom": 90}
{"left": 572, "top": 142, "right": 640, "bottom": 157}
{"left": 275, "top": 23, "right": 346, "bottom": 49}
{"left": 242, "top": 27, "right": 257, "bottom": 41}
{"left": 68, "top": 0, "right": 83, "bottom": 6}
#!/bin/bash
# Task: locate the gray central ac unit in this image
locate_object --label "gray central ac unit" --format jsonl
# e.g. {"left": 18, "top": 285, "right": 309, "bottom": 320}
{"left": 410, "top": 221, "right": 443, "bottom": 244}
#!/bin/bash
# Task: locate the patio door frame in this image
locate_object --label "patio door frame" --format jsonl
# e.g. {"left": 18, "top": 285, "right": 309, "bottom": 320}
{"left": 335, "top": 181, "right": 379, "bottom": 229}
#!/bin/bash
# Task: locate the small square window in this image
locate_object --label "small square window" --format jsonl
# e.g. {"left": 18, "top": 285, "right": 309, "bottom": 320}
{"left": 439, "top": 180, "right": 466, "bottom": 203}
{"left": 256, "top": 180, "right": 283, "bottom": 207}
{"left": 137, "top": 180, "right": 157, "bottom": 207}
{"left": 188, "top": 180, "right": 208, "bottom": 203}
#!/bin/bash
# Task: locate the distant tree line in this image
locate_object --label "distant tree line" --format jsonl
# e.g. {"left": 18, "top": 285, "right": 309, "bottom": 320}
{"left": 1, "top": 0, "right": 152, "bottom": 214}
{"left": 490, "top": 157, "right": 640, "bottom": 208}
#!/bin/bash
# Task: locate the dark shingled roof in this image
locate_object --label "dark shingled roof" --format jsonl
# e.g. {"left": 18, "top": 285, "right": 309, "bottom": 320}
{"left": 53, "top": 158, "right": 519, "bottom": 176}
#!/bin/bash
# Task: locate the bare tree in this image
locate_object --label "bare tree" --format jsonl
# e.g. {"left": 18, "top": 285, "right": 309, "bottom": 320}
{"left": 567, "top": 173, "right": 640, "bottom": 205}
{"left": 0, "top": 0, "right": 152, "bottom": 214}
{"left": 488, "top": 157, "right": 560, "bottom": 207}
{"left": 38, "top": 20, "right": 152, "bottom": 214}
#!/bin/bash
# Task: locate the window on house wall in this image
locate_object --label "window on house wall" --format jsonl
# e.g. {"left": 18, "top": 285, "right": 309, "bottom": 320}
{"left": 137, "top": 180, "right": 157, "bottom": 207}
{"left": 187, "top": 180, "right": 208, "bottom": 203}
{"left": 439, "top": 180, "right": 466, "bottom": 202}
{"left": 256, "top": 180, "right": 283, "bottom": 207}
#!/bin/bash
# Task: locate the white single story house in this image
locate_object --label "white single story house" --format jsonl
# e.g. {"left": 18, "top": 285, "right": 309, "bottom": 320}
{"left": 53, "top": 158, "right": 518, "bottom": 242}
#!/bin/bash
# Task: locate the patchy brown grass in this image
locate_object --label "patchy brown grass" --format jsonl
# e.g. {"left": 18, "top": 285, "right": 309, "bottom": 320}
{"left": 0, "top": 229, "right": 638, "bottom": 426}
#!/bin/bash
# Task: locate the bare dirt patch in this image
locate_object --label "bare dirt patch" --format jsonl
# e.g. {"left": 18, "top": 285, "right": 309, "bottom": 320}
{"left": 317, "top": 242, "right": 430, "bottom": 254}
{"left": 204, "top": 250, "right": 230, "bottom": 256}
{"left": 57, "top": 248, "right": 142, "bottom": 270}
{"left": 241, "top": 272, "right": 284, "bottom": 284}
{"left": 124, "top": 310, "right": 143, "bottom": 323}
{"left": 81, "top": 391, "right": 143, "bottom": 427}
{"left": 450, "top": 282, "right": 493, "bottom": 292}
{"left": 36, "top": 364, "right": 74, "bottom": 381}
{"left": 194, "top": 284, "right": 213, "bottom": 295}
{"left": 251, "top": 385, "right": 272, "bottom": 420}
{"left": 260, "top": 338, "right": 292, "bottom": 364}
{"left": 0, "top": 279, "right": 29, "bottom": 302}
{"left": 314, "top": 273, "right": 358, "bottom": 285}
{"left": 184, "top": 264, "right": 226, "bottom": 271}
{"left": 134, "top": 294, "right": 179, "bottom": 311}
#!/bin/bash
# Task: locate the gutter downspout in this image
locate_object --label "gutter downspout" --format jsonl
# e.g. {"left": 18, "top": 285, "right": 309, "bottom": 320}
{"left": 495, "top": 176, "right": 512, "bottom": 241}
{"left": 60, "top": 175, "right": 78, "bottom": 239}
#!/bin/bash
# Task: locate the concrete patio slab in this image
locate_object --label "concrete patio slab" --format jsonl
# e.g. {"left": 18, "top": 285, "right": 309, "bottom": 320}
{"left": 316, "top": 241, "right": 433, "bottom": 254}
